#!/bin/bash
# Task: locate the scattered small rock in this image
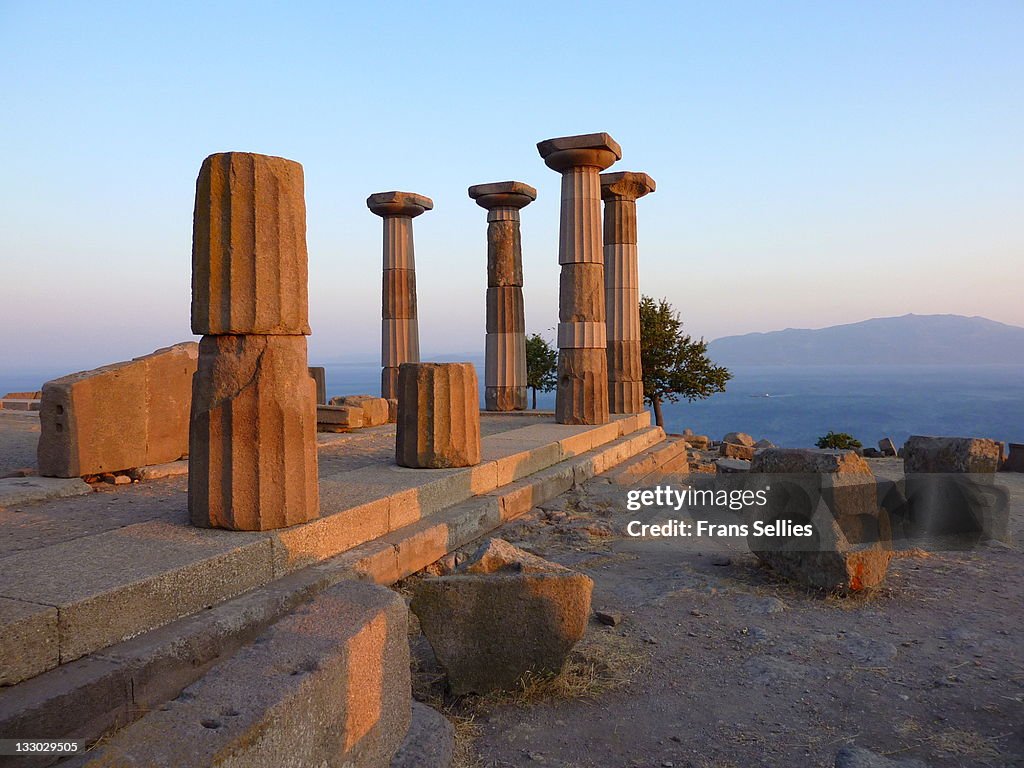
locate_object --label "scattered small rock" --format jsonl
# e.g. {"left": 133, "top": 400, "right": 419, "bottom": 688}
{"left": 722, "top": 432, "right": 756, "bottom": 447}
{"left": 595, "top": 609, "right": 622, "bottom": 626}
{"left": 710, "top": 555, "right": 732, "bottom": 566}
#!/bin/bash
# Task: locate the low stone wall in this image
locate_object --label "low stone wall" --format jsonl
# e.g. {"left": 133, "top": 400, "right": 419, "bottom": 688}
{"left": 37, "top": 343, "right": 198, "bottom": 477}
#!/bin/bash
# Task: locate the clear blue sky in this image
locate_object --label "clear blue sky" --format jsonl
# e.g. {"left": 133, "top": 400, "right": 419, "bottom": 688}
{"left": 1, "top": 1, "right": 1021, "bottom": 374}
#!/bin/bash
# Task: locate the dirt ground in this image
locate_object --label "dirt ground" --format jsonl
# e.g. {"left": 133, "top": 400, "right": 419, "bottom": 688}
{"left": 404, "top": 462, "right": 1024, "bottom": 768}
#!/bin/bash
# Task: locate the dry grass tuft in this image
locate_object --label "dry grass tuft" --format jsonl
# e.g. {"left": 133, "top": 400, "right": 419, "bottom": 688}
{"left": 929, "top": 727, "right": 1004, "bottom": 759}
{"left": 484, "top": 629, "right": 649, "bottom": 707}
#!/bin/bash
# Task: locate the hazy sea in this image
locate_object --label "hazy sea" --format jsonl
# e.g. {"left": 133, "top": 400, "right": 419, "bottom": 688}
{"left": 4, "top": 362, "right": 1022, "bottom": 449}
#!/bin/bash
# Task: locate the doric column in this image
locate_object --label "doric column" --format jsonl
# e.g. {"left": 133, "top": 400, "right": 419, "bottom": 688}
{"left": 537, "top": 133, "right": 621, "bottom": 424}
{"left": 189, "top": 152, "right": 319, "bottom": 531}
{"left": 468, "top": 181, "right": 536, "bottom": 411}
{"left": 601, "top": 171, "right": 655, "bottom": 414}
{"left": 367, "top": 191, "right": 433, "bottom": 400}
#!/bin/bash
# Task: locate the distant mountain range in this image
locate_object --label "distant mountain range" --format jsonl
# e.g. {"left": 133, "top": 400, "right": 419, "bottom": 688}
{"left": 708, "top": 314, "right": 1024, "bottom": 365}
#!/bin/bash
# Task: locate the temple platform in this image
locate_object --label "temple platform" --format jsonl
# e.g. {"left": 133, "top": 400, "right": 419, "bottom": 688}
{"left": 0, "top": 411, "right": 665, "bottom": 761}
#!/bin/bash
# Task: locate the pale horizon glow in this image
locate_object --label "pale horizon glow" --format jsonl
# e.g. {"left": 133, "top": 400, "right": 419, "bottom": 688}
{"left": 1, "top": 1, "right": 1021, "bottom": 376}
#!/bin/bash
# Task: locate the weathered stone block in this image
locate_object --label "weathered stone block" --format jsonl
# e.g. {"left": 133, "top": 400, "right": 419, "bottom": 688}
{"left": 747, "top": 448, "right": 891, "bottom": 592}
{"left": 330, "top": 395, "right": 390, "bottom": 427}
{"left": 411, "top": 539, "right": 592, "bottom": 695}
{"left": 903, "top": 435, "right": 1003, "bottom": 473}
{"left": 190, "top": 335, "right": 319, "bottom": 531}
{"left": 191, "top": 152, "right": 310, "bottom": 336}
{"left": 723, "top": 431, "right": 755, "bottom": 447}
{"left": 1005, "top": 443, "right": 1024, "bottom": 472}
{"left": 309, "top": 366, "right": 327, "bottom": 405}
{"left": 396, "top": 363, "right": 481, "bottom": 468}
{"left": 38, "top": 343, "right": 198, "bottom": 477}
{"left": 556, "top": 348, "right": 609, "bottom": 425}
{"left": 317, "top": 404, "right": 365, "bottom": 432}
{"left": 82, "top": 581, "right": 410, "bottom": 768}
{"left": 878, "top": 437, "right": 897, "bottom": 457}
{"left": 144, "top": 343, "right": 199, "bottom": 465}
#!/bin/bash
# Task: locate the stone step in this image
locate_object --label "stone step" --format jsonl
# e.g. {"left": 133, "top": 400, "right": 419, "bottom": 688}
{"left": 268, "top": 413, "right": 650, "bottom": 574}
{"left": 332, "top": 426, "right": 666, "bottom": 584}
{"left": 604, "top": 436, "right": 690, "bottom": 486}
{"left": 68, "top": 580, "right": 410, "bottom": 768}
{"left": 0, "top": 423, "right": 666, "bottom": 761}
{"left": 0, "top": 414, "right": 651, "bottom": 687}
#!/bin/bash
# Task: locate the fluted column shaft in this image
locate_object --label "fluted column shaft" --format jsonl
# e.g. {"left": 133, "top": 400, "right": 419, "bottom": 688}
{"left": 189, "top": 152, "right": 319, "bottom": 532}
{"left": 367, "top": 191, "right": 433, "bottom": 400}
{"left": 537, "top": 133, "right": 621, "bottom": 425}
{"left": 381, "top": 215, "right": 420, "bottom": 399}
{"left": 601, "top": 171, "right": 655, "bottom": 414}
{"left": 469, "top": 181, "right": 536, "bottom": 411}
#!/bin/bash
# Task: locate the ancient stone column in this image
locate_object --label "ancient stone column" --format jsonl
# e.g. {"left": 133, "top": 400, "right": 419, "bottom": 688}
{"left": 367, "top": 191, "right": 433, "bottom": 401}
{"left": 468, "top": 181, "right": 536, "bottom": 411}
{"left": 537, "top": 133, "right": 621, "bottom": 425}
{"left": 395, "top": 363, "right": 481, "bottom": 468}
{"left": 189, "top": 152, "right": 319, "bottom": 531}
{"left": 600, "top": 171, "right": 655, "bottom": 414}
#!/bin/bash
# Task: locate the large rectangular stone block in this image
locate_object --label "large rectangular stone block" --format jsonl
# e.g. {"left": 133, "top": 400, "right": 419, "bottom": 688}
{"left": 309, "top": 366, "right": 327, "bottom": 405}
{"left": 903, "top": 436, "right": 1004, "bottom": 473}
{"left": 81, "top": 581, "right": 410, "bottom": 768}
{"left": 38, "top": 343, "right": 198, "bottom": 477}
{"left": 330, "top": 395, "right": 391, "bottom": 427}
{"left": 317, "top": 404, "right": 365, "bottom": 432}
{"left": 189, "top": 335, "right": 319, "bottom": 531}
{"left": 396, "top": 363, "right": 481, "bottom": 468}
{"left": 191, "top": 152, "right": 310, "bottom": 335}
{"left": 144, "top": 343, "right": 200, "bottom": 465}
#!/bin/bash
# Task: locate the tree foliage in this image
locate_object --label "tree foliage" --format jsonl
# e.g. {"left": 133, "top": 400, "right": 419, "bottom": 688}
{"left": 639, "top": 295, "right": 731, "bottom": 427}
{"left": 815, "top": 431, "right": 862, "bottom": 450}
{"left": 525, "top": 333, "right": 558, "bottom": 409}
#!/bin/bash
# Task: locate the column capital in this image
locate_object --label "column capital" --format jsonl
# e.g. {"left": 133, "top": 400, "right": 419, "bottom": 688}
{"left": 600, "top": 171, "right": 656, "bottom": 201}
{"left": 537, "top": 132, "right": 621, "bottom": 173}
{"left": 468, "top": 181, "right": 537, "bottom": 211}
{"left": 366, "top": 191, "right": 433, "bottom": 218}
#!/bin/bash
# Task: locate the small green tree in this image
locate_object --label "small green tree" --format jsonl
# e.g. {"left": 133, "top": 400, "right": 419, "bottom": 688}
{"left": 525, "top": 333, "right": 558, "bottom": 409}
{"left": 815, "top": 431, "right": 862, "bottom": 450}
{"left": 639, "top": 295, "right": 731, "bottom": 428}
